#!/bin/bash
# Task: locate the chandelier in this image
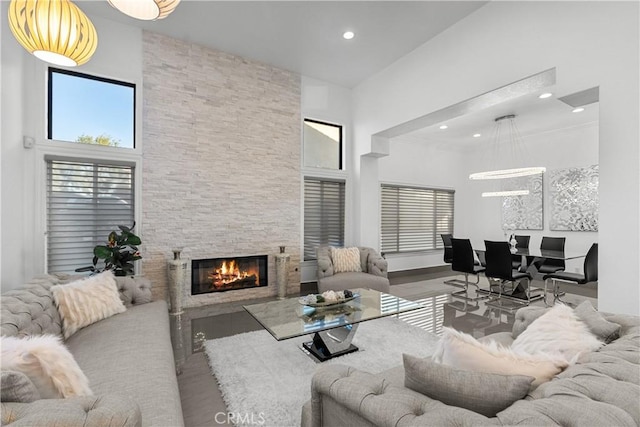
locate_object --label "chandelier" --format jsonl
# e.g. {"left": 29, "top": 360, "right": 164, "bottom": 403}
{"left": 8, "top": 0, "right": 98, "bottom": 67}
{"left": 469, "top": 114, "right": 546, "bottom": 198}
{"left": 108, "top": 0, "right": 181, "bottom": 20}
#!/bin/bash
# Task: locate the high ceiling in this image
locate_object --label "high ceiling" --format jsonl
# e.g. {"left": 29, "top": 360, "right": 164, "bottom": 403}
{"left": 79, "top": 1, "right": 487, "bottom": 88}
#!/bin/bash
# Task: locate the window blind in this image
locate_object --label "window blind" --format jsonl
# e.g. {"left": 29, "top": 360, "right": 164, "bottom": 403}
{"left": 304, "top": 178, "right": 345, "bottom": 261}
{"left": 47, "top": 159, "right": 135, "bottom": 273}
{"left": 380, "top": 184, "right": 454, "bottom": 254}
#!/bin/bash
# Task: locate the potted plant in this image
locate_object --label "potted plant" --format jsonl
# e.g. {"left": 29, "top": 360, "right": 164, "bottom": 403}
{"left": 76, "top": 223, "right": 142, "bottom": 276}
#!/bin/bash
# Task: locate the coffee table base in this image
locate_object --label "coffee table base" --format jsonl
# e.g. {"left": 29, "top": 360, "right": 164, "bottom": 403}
{"left": 302, "top": 324, "right": 359, "bottom": 362}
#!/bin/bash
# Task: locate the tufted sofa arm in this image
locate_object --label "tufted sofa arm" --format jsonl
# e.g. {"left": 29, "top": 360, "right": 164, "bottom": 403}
{"left": 305, "top": 364, "right": 496, "bottom": 427}
{"left": 1, "top": 394, "right": 142, "bottom": 426}
{"left": 316, "top": 246, "right": 334, "bottom": 280}
{"left": 361, "top": 248, "right": 388, "bottom": 278}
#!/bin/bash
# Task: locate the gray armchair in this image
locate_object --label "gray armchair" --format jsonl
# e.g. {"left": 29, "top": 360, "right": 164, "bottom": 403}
{"left": 316, "top": 246, "right": 390, "bottom": 293}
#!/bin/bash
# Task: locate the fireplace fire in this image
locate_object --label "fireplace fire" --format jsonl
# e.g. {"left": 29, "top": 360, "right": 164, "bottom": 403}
{"left": 191, "top": 255, "right": 268, "bottom": 295}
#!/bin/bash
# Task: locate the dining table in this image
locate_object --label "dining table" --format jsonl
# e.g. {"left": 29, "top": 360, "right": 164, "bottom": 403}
{"left": 474, "top": 246, "right": 587, "bottom": 303}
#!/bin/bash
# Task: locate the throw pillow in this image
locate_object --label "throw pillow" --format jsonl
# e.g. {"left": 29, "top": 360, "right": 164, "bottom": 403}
{"left": 432, "top": 327, "right": 567, "bottom": 387}
{"left": 573, "top": 300, "right": 621, "bottom": 343}
{"left": 51, "top": 270, "right": 126, "bottom": 339}
{"left": 1, "top": 371, "right": 41, "bottom": 402}
{"left": 511, "top": 303, "right": 604, "bottom": 363}
{"left": 330, "top": 247, "right": 362, "bottom": 273}
{"left": 403, "top": 354, "right": 533, "bottom": 417}
{"left": 0, "top": 335, "right": 92, "bottom": 399}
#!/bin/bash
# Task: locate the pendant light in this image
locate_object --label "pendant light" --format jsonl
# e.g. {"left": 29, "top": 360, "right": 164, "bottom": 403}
{"left": 470, "top": 114, "right": 545, "bottom": 198}
{"left": 8, "top": 0, "right": 98, "bottom": 67}
{"left": 108, "top": 0, "right": 181, "bottom": 20}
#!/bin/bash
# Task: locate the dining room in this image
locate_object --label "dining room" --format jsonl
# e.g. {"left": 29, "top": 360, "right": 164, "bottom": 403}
{"left": 377, "top": 69, "right": 599, "bottom": 304}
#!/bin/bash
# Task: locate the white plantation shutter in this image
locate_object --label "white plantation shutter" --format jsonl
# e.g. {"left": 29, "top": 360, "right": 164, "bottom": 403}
{"left": 304, "top": 178, "right": 345, "bottom": 261}
{"left": 380, "top": 184, "right": 454, "bottom": 254}
{"left": 47, "top": 159, "right": 135, "bottom": 273}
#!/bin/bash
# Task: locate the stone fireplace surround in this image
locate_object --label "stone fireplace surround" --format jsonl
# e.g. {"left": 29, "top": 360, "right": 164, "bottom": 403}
{"left": 140, "top": 31, "right": 301, "bottom": 307}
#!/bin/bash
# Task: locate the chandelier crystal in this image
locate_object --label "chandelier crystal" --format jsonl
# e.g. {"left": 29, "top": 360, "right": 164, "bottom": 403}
{"left": 108, "top": 0, "right": 181, "bottom": 20}
{"left": 8, "top": 0, "right": 98, "bottom": 67}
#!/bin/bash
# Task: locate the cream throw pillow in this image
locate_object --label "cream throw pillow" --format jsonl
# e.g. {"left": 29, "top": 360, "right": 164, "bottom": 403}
{"left": 0, "top": 335, "right": 92, "bottom": 399}
{"left": 51, "top": 271, "right": 126, "bottom": 339}
{"left": 330, "top": 247, "right": 362, "bottom": 273}
{"left": 432, "top": 327, "right": 568, "bottom": 388}
{"left": 511, "top": 303, "right": 604, "bottom": 363}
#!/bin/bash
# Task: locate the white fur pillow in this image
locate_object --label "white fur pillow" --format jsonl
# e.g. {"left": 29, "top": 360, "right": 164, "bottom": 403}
{"left": 331, "top": 247, "right": 362, "bottom": 273}
{"left": 433, "top": 327, "right": 568, "bottom": 388}
{"left": 511, "top": 303, "right": 604, "bottom": 362}
{"left": 51, "top": 271, "right": 126, "bottom": 339}
{"left": 0, "top": 335, "right": 92, "bottom": 398}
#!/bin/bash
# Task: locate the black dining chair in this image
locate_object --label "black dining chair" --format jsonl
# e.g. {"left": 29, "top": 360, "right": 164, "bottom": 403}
{"left": 484, "top": 240, "right": 533, "bottom": 304}
{"left": 451, "top": 238, "right": 486, "bottom": 300}
{"left": 441, "top": 234, "right": 453, "bottom": 264}
{"left": 511, "top": 235, "right": 530, "bottom": 271}
{"left": 538, "top": 237, "right": 566, "bottom": 274}
{"left": 543, "top": 243, "right": 598, "bottom": 306}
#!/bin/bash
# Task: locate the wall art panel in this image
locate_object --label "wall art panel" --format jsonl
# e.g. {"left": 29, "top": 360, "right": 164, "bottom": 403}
{"left": 502, "top": 173, "right": 543, "bottom": 230}
{"left": 549, "top": 165, "right": 598, "bottom": 231}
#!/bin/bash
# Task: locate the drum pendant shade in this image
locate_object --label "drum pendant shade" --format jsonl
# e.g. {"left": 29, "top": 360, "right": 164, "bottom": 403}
{"left": 8, "top": 0, "right": 98, "bottom": 67}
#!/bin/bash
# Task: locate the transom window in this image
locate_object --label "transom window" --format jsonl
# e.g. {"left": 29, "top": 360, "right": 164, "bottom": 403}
{"left": 48, "top": 68, "right": 135, "bottom": 148}
{"left": 303, "top": 119, "right": 342, "bottom": 170}
{"left": 380, "top": 184, "right": 454, "bottom": 254}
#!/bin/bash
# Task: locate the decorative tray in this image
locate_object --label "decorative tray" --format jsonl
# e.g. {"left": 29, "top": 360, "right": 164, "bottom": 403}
{"left": 298, "top": 294, "right": 358, "bottom": 308}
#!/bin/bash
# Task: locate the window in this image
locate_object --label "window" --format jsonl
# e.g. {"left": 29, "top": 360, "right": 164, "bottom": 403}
{"left": 380, "top": 184, "right": 454, "bottom": 254}
{"left": 303, "top": 178, "right": 345, "bottom": 261}
{"left": 303, "top": 119, "right": 342, "bottom": 170}
{"left": 47, "top": 159, "right": 135, "bottom": 273}
{"left": 48, "top": 68, "right": 135, "bottom": 148}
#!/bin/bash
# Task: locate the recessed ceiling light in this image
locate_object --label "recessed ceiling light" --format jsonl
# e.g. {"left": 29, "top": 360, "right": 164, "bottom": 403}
{"left": 539, "top": 92, "right": 553, "bottom": 99}
{"left": 473, "top": 133, "right": 481, "bottom": 138}
{"left": 439, "top": 125, "right": 448, "bottom": 130}
{"left": 572, "top": 107, "right": 585, "bottom": 113}
{"left": 343, "top": 31, "right": 355, "bottom": 40}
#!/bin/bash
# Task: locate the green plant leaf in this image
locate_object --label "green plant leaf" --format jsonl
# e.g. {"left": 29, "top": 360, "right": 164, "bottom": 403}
{"left": 118, "top": 225, "right": 131, "bottom": 233}
{"left": 94, "top": 245, "right": 112, "bottom": 259}
{"left": 126, "top": 235, "right": 141, "bottom": 245}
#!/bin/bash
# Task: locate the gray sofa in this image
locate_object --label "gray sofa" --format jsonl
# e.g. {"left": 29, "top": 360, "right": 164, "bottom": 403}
{"left": 316, "top": 246, "right": 390, "bottom": 294}
{"left": 303, "top": 305, "right": 640, "bottom": 426}
{"left": 1, "top": 274, "right": 184, "bottom": 426}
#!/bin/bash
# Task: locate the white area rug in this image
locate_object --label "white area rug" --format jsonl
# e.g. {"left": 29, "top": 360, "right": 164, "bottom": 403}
{"left": 204, "top": 317, "right": 440, "bottom": 427}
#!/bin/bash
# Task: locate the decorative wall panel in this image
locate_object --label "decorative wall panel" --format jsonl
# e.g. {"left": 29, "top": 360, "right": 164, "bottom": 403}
{"left": 501, "top": 173, "right": 543, "bottom": 230}
{"left": 549, "top": 165, "right": 598, "bottom": 231}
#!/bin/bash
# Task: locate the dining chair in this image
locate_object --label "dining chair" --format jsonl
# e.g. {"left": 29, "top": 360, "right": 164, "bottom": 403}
{"left": 441, "top": 234, "right": 453, "bottom": 264}
{"left": 484, "top": 240, "right": 533, "bottom": 304}
{"left": 538, "top": 236, "right": 566, "bottom": 274}
{"left": 451, "top": 238, "right": 486, "bottom": 300}
{"left": 543, "top": 243, "right": 598, "bottom": 306}
{"left": 511, "top": 235, "right": 530, "bottom": 271}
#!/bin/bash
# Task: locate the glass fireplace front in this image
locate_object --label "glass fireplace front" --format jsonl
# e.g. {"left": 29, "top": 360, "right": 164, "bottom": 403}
{"left": 191, "top": 255, "right": 268, "bottom": 295}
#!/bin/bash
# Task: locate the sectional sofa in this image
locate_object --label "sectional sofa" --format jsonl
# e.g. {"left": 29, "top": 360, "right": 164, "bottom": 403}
{"left": 0, "top": 274, "right": 184, "bottom": 426}
{"left": 303, "top": 304, "right": 640, "bottom": 426}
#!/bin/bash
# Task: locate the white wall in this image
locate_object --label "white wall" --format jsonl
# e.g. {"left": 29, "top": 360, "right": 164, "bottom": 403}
{"left": 352, "top": 1, "right": 639, "bottom": 315}
{"left": 0, "top": 10, "right": 143, "bottom": 291}
{"left": 300, "top": 76, "right": 353, "bottom": 282}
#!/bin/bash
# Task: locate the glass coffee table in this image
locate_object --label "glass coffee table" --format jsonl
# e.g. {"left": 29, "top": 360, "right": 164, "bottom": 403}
{"left": 243, "top": 288, "right": 423, "bottom": 362}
